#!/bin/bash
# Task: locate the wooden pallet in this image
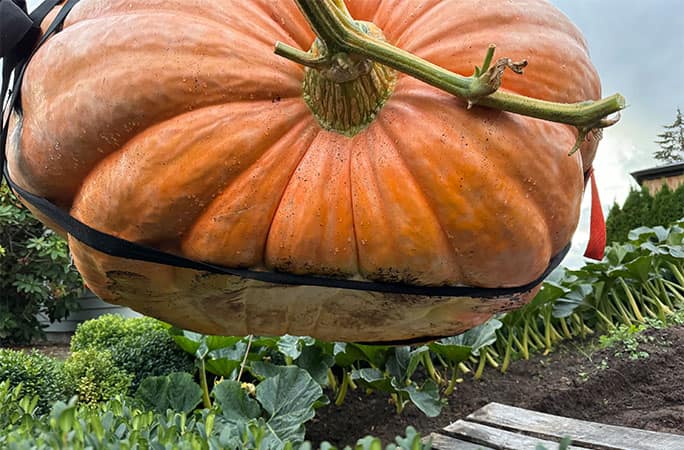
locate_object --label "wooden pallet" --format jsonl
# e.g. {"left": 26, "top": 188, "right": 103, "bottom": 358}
{"left": 428, "top": 402, "right": 684, "bottom": 450}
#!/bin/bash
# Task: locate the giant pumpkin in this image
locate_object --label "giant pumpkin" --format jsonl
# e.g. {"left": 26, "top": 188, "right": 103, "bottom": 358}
{"left": 5, "top": 0, "right": 609, "bottom": 342}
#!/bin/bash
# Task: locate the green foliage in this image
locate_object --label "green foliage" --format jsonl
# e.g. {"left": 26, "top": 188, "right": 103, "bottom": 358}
{"left": 598, "top": 323, "right": 651, "bottom": 360}
{"left": 70, "top": 314, "right": 194, "bottom": 391}
{"left": 135, "top": 372, "right": 202, "bottom": 414}
{"left": 169, "top": 330, "right": 447, "bottom": 418}
{"left": 606, "top": 186, "right": 653, "bottom": 244}
{"left": 0, "top": 348, "right": 70, "bottom": 413}
{"left": 653, "top": 107, "right": 684, "bottom": 163}
{"left": 317, "top": 427, "right": 429, "bottom": 450}
{"left": 6, "top": 216, "right": 683, "bottom": 446}
{"left": 606, "top": 184, "right": 684, "bottom": 244}
{"left": 0, "top": 183, "right": 83, "bottom": 344}
{"left": 63, "top": 349, "right": 133, "bottom": 406}
{"left": 0, "top": 379, "right": 430, "bottom": 449}
{"left": 213, "top": 366, "right": 326, "bottom": 448}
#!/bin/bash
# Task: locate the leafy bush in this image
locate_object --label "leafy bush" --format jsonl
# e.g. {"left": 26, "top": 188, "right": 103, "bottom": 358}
{"left": 70, "top": 314, "right": 194, "bottom": 391}
{"left": 0, "top": 348, "right": 70, "bottom": 413}
{"left": 63, "top": 349, "right": 132, "bottom": 406}
{"left": 0, "top": 183, "right": 83, "bottom": 344}
{"left": 0, "top": 379, "right": 425, "bottom": 449}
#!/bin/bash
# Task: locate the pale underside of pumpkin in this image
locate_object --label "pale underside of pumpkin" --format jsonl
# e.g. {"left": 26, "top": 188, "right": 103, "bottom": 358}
{"left": 7, "top": 0, "right": 601, "bottom": 341}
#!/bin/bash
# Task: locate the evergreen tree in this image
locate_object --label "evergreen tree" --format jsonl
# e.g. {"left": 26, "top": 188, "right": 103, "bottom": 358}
{"left": 654, "top": 108, "right": 684, "bottom": 164}
{"left": 605, "top": 187, "right": 654, "bottom": 243}
{"left": 605, "top": 202, "right": 625, "bottom": 244}
{"left": 670, "top": 184, "right": 684, "bottom": 223}
{"left": 650, "top": 184, "right": 674, "bottom": 226}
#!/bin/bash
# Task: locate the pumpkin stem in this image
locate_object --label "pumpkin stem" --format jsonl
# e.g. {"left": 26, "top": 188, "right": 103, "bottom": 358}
{"left": 468, "top": 44, "right": 528, "bottom": 109}
{"left": 296, "top": 15, "right": 397, "bottom": 135}
{"left": 275, "top": 0, "right": 626, "bottom": 132}
{"left": 568, "top": 112, "right": 621, "bottom": 156}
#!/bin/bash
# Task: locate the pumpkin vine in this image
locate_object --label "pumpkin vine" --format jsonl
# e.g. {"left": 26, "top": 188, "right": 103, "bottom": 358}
{"left": 275, "top": 0, "right": 626, "bottom": 148}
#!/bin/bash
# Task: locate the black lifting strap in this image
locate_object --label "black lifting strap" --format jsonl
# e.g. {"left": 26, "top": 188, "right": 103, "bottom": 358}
{"left": 1, "top": 0, "right": 570, "bottom": 298}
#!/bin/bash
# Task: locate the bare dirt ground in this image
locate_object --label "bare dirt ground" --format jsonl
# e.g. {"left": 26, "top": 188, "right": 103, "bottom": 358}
{"left": 306, "top": 326, "right": 684, "bottom": 446}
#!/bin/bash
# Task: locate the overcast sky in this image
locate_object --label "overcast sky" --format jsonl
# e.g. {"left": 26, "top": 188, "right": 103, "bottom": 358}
{"left": 551, "top": 0, "right": 684, "bottom": 266}
{"left": 21, "top": 0, "right": 683, "bottom": 268}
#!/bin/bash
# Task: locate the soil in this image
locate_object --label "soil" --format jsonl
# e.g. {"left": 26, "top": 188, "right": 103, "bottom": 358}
{"left": 306, "top": 325, "right": 684, "bottom": 447}
{"left": 8, "top": 342, "right": 71, "bottom": 360}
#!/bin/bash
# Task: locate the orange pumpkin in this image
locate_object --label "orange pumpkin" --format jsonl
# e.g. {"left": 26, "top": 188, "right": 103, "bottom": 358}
{"left": 6, "top": 0, "right": 602, "bottom": 342}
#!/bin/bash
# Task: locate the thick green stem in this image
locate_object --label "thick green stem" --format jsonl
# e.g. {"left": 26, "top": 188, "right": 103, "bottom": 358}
{"left": 612, "top": 295, "right": 634, "bottom": 325}
{"left": 474, "top": 348, "right": 488, "bottom": 379}
{"left": 334, "top": 370, "right": 350, "bottom": 406}
{"left": 444, "top": 365, "right": 460, "bottom": 396}
{"left": 594, "top": 307, "right": 616, "bottom": 330}
{"left": 619, "top": 278, "right": 645, "bottom": 323}
{"left": 521, "top": 322, "right": 532, "bottom": 355}
{"left": 549, "top": 322, "right": 564, "bottom": 342}
{"left": 276, "top": 0, "right": 625, "bottom": 129}
{"left": 485, "top": 349, "right": 499, "bottom": 369}
{"left": 643, "top": 280, "right": 671, "bottom": 317}
{"left": 391, "top": 393, "right": 405, "bottom": 415}
{"left": 512, "top": 333, "right": 529, "bottom": 360}
{"left": 667, "top": 263, "right": 684, "bottom": 288}
{"left": 527, "top": 319, "right": 546, "bottom": 349}
{"left": 543, "top": 311, "right": 553, "bottom": 355}
{"left": 237, "top": 335, "right": 253, "bottom": 383}
{"left": 559, "top": 317, "right": 573, "bottom": 339}
{"left": 327, "top": 369, "right": 338, "bottom": 391}
{"left": 199, "top": 359, "right": 211, "bottom": 409}
{"left": 663, "top": 279, "right": 684, "bottom": 306}
{"left": 654, "top": 278, "right": 675, "bottom": 310}
{"left": 501, "top": 332, "right": 514, "bottom": 373}
{"left": 572, "top": 313, "right": 593, "bottom": 337}
{"left": 422, "top": 352, "right": 443, "bottom": 385}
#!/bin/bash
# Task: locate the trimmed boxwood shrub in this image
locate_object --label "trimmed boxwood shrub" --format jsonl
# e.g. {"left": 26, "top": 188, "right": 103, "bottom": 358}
{"left": 70, "top": 314, "right": 194, "bottom": 391}
{"left": 0, "top": 348, "right": 70, "bottom": 413}
{"left": 63, "top": 349, "right": 132, "bottom": 406}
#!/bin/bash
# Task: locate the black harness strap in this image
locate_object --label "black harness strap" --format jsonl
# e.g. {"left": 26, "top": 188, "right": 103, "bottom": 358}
{"left": 1, "top": 0, "right": 569, "bottom": 298}
{"left": 2, "top": 0, "right": 74, "bottom": 168}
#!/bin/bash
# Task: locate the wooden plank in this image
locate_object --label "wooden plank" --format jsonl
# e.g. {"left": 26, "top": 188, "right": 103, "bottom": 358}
{"left": 444, "top": 420, "right": 592, "bottom": 450}
{"left": 464, "top": 403, "right": 684, "bottom": 450}
{"left": 427, "top": 432, "right": 496, "bottom": 450}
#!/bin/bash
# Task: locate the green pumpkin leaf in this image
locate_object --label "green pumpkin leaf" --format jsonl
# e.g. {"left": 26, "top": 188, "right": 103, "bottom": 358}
{"left": 205, "top": 342, "right": 249, "bottom": 377}
{"left": 395, "top": 380, "right": 443, "bottom": 418}
{"left": 428, "top": 341, "right": 472, "bottom": 366}
{"left": 529, "top": 282, "right": 567, "bottom": 309}
{"left": 168, "top": 328, "right": 204, "bottom": 356}
{"left": 333, "top": 342, "right": 389, "bottom": 368}
{"left": 212, "top": 380, "right": 261, "bottom": 424}
{"left": 135, "top": 372, "right": 202, "bottom": 414}
{"left": 205, "top": 335, "right": 243, "bottom": 352}
{"left": 296, "top": 344, "right": 334, "bottom": 386}
{"left": 256, "top": 366, "right": 323, "bottom": 445}
{"left": 277, "top": 335, "right": 316, "bottom": 361}
{"left": 440, "top": 319, "right": 501, "bottom": 356}
{"left": 351, "top": 368, "right": 394, "bottom": 393}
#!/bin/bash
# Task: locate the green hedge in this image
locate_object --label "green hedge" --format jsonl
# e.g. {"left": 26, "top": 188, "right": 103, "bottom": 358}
{"left": 606, "top": 183, "right": 684, "bottom": 244}
{"left": 63, "top": 349, "right": 132, "bottom": 406}
{"left": 70, "top": 315, "right": 194, "bottom": 391}
{"left": 0, "top": 349, "right": 70, "bottom": 413}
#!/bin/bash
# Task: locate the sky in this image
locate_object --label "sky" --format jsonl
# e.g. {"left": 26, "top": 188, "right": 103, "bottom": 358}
{"left": 550, "top": 0, "right": 684, "bottom": 267}
{"left": 19, "top": 0, "right": 684, "bottom": 269}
